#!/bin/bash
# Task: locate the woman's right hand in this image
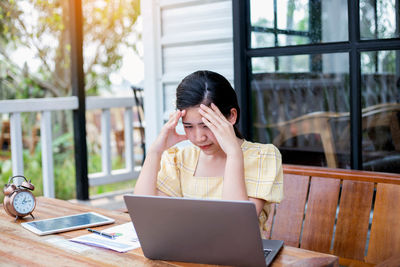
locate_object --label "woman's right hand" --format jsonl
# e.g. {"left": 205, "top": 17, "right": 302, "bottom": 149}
{"left": 149, "top": 110, "right": 188, "bottom": 154}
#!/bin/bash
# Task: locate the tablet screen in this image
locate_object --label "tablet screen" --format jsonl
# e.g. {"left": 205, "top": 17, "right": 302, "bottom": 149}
{"left": 21, "top": 212, "right": 115, "bottom": 235}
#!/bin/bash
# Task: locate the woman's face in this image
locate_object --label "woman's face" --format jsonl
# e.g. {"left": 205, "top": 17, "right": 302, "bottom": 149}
{"left": 181, "top": 106, "right": 221, "bottom": 155}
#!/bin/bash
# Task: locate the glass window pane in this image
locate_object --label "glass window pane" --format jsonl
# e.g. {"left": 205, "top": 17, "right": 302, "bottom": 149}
{"left": 251, "top": 53, "right": 350, "bottom": 169}
{"left": 251, "top": 32, "right": 276, "bottom": 48}
{"left": 276, "top": 0, "right": 309, "bottom": 31}
{"left": 252, "top": 54, "right": 311, "bottom": 73}
{"left": 250, "top": 0, "right": 348, "bottom": 48}
{"left": 250, "top": 0, "right": 274, "bottom": 28}
{"left": 360, "top": 0, "right": 400, "bottom": 40}
{"left": 278, "top": 34, "right": 309, "bottom": 47}
{"left": 252, "top": 57, "right": 275, "bottom": 73}
{"left": 361, "top": 50, "right": 400, "bottom": 173}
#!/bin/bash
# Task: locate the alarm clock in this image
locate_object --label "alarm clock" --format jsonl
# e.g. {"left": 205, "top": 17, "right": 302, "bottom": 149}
{"left": 3, "top": 175, "right": 36, "bottom": 221}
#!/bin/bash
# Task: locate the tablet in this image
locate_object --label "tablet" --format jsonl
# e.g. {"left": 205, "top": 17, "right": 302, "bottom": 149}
{"left": 21, "top": 212, "right": 115, "bottom": 235}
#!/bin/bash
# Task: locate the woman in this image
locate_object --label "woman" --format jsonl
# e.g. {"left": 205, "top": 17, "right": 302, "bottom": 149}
{"left": 134, "top": 70, "right": 283, "bottom": 237}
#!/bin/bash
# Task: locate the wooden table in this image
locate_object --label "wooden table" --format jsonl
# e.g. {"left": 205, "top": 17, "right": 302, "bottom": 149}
{"left": 0, "top": 197, "right": 338, "bottom": 266}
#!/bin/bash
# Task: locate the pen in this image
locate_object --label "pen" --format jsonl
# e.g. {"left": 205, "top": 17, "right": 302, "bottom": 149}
{"left": 87, "top": 228, "right": 115, "bottom": 239}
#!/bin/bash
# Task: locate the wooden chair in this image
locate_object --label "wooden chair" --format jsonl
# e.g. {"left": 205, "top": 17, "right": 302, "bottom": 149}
{"left": 254, "top": 111, "right": 346, "bottom": 168}
{"left": 114, "top": 128, "right": 125, "bottom": 157}
{"left": 256, "top": 102, "right": 400, "bottom": 169}
{"left": 29, "top": 125, "right": 40, "bottom": 154}
{"left": 267, "top": 164, "right": 400, "bottom": 266}
{"left": 86, "top": 110, "right": 102, "bottom": 153}
{"left": 0, "top": 120, "right": 11, "bottom": 150}
{"left": 132, "top": 86, "right": 146, "bottom": 164}
{"left": 359, "top": 102, "right": 400, "bottom": 151}
{"left": 375, "top": 255, "right": 400, "bottom": 267}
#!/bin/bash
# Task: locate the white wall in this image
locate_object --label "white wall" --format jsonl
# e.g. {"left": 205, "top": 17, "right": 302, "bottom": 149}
{"left": 141, "top": 0, "right": 234, "bottom": 148}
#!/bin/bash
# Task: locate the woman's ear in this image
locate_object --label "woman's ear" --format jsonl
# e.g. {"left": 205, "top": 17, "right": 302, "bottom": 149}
{"left": 227, "top": 108, "right": 238, "bottom": 125}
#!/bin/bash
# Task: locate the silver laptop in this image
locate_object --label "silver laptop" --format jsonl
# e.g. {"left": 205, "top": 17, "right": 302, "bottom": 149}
{"left": 123, "top": 195, "right": 283, "bottom": 267}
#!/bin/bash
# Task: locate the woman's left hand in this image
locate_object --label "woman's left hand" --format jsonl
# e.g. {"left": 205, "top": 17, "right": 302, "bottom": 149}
{"left": 199, "top": 103, "right": 242, "bottom": 156}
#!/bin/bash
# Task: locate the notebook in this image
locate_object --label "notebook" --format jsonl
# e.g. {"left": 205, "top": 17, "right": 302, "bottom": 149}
{"left": 123, "top": 195, "right": 283, "bottom": 267}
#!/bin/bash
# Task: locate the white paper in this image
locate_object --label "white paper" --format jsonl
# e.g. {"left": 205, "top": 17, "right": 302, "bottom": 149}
{"left": 70, "top": 222, "right": 141, "bottom": 253}
{"left": 46, "top": 236, "right": 92, "bottom": 253}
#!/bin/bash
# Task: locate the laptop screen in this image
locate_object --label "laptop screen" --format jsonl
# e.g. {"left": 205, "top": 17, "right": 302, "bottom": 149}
{"left": 124, "top": 195, "right": 283, "bottom": 267}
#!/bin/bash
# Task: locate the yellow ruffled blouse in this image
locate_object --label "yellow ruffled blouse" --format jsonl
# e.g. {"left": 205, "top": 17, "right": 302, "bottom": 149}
{"left": 156, "top": 140, "right": 283, "bottom": 238}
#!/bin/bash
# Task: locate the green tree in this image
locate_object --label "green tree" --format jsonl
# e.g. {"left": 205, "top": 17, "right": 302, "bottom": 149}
{"left": 0, "top": 0, "right": 141, "bottom": 99}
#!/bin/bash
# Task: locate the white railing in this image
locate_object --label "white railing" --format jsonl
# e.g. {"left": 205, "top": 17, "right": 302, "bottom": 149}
{"left": 0, "top": 96, "right": 140, "bottom": 198}
{"left": 86, "top": 97, "right": 140, "bottom": 186}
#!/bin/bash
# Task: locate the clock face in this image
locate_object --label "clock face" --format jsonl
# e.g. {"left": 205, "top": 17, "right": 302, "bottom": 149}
{"left": 13, "top": 191, "right": 35, "bottom": 215}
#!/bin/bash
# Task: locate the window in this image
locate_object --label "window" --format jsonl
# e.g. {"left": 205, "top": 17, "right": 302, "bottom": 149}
{"left": 250, "top": 0, "right": 348, "bottom": 49}
{"left": 233, "top": 0, "right": 400, "bottom": 173}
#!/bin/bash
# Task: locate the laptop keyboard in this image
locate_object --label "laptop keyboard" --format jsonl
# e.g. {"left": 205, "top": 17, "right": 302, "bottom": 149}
{"left": 263, "top": 249, "right": 272, "bottom": 258}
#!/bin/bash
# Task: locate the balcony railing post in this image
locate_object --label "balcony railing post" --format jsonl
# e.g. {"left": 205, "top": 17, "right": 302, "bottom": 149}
{"left": 101, "top": 109, "right": 112, "bottom": 175}
{"left": 41, "top": 111, "right": 55, "bottom": 198}
{"left": 124, "top": 107, "right": 134, "bottom": 171}
{"left": 10, "top": 112, "right": 24, "bottom": 184}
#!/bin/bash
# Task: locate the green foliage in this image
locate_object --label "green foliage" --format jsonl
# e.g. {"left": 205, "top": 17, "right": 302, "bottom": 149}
{"left": 0, "top": 1, "right": 21, "bottom": 44}
{"left": 0, "top": 0, "right": 141, "bottom": 202}
{"left": 0, "top": 131, "right": 135, "bottom": 201}
{"left": 0, "top": 132, "right": 73, "bottom": 199}
{"left": 0, "top": 0, "right": 141, "bottom": 100}
{"left": 0, "top": 1, "right": 140, "bottom": 201}
{"left": 88, "top": 150, "right": 135, "bottom": 195}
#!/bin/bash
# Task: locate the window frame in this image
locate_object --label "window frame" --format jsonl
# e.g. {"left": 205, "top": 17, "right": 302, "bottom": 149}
{"left": 232, "top": 0, "right": 400, "bottom": 170}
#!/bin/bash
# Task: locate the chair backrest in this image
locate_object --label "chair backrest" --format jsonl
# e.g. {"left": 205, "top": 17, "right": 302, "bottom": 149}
{"left": 270, "top": 165, "right": 400, "bottom": 266}
{"left": 0, "top": 120, "right": 11, "bottom": 150}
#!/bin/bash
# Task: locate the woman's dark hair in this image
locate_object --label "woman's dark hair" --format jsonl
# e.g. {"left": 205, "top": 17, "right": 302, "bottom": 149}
{"left": 176, "top": 70, "right": 243, "bottom": 138}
